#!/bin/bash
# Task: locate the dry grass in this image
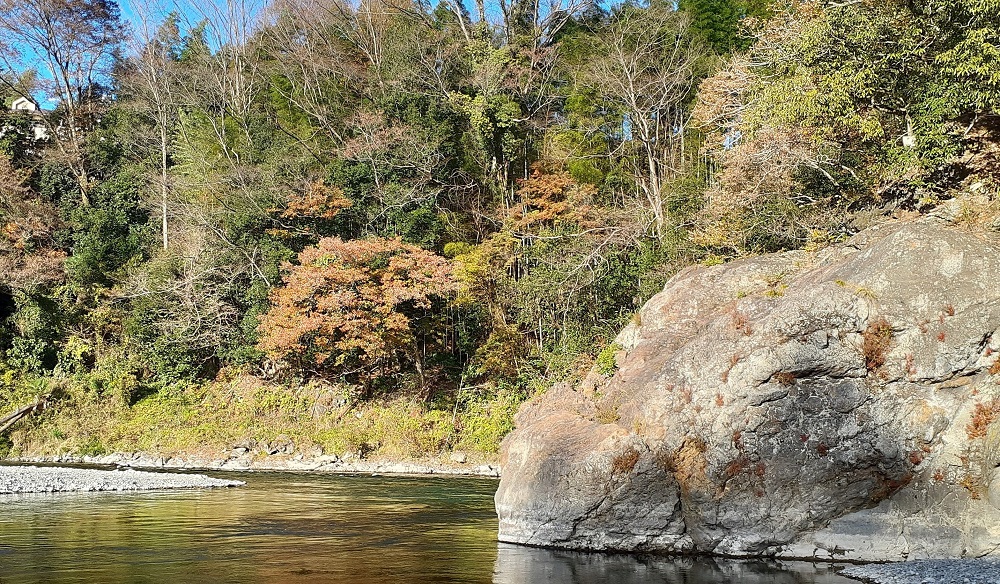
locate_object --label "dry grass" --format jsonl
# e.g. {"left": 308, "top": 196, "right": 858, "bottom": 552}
{"left": 953, "top": 189, "right": 1000, "bottom": 232}
{"left": 862, "top": 317, "right": 893, "bottom": 371}
{"left": 731, "top": 310, "right": 752, "bottom": 336}
{"left": 673, "top": 437, "right": 710, "bottom": 493}
{"left": 723, "top": 455, "right": 750, "bottom": 479}
{"left": 721, "top": 353, "right": 742, "bottom": 383}
{"left": 611, "top": 449, "right": 640, "bottom": 474}
{"left": 966, "top": 398, "right": 1000, "bottom": 439}
{"left": 772, "top": 371, "right": 796, "bottom": 386}
{"left": 871, "top": 471, "right": 914, "bottom": 503}
{"left": 723, "top": 457, "right": 765, "bottom": 483}
{"left": 959, "top": 474, "right": 982, "bottom": 499}
{"left": 595, "top": 400, "right": 621, "bottom": 425}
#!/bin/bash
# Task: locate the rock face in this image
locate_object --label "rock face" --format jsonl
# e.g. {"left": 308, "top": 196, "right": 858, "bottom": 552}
{"left": 496, "top": 219, "right": 1000, "bottom": 561}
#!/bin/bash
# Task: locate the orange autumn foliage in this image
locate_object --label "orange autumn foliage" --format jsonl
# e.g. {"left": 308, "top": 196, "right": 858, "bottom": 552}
{"left": 0, "top": 153, "right": 66, "bottom": 289}
{"left": 282, "top": 181, "right": 352, "bottom": 221}
{"left": 257, "top": 237, "right": 458, "bottom": 385}
{"left": 510, "top": 164, "right": 598, "bottom": 230}
{"left": 268, "top": 181, "right": 353, "bottom": 239}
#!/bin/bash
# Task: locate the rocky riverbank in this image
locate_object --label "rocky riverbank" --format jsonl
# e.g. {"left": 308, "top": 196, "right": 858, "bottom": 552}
{"left": 7, "top": 451, "right": 501, "bottom": 477}
{"left": 841, "top": 559, "right": 1000, "bottom": 584}
{"left": 0, "top": 465, "right": 244, "bottom": 493}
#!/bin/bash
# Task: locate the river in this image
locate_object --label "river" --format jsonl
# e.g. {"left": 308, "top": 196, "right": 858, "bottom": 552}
{"left": 0, "top": 470, "right": 858, "bottom": 583}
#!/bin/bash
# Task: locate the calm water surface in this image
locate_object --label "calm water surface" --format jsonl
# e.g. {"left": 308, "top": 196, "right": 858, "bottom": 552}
{"left": 0, "top": 468, "right": 858, "bottom": 583}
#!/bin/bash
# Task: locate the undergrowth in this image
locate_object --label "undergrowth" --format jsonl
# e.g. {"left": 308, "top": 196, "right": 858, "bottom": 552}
{"left": 0, "top": 370, "right": 531, "bottom": 462}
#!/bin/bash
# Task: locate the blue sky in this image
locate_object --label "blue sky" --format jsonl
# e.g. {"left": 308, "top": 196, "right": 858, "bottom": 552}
{"left": 119, "top": 0, "right": 269, "bottom": 54}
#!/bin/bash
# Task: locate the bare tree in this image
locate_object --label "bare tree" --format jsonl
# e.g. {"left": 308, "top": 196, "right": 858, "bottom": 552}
{"left": 170, "top": 0, "right": 280, "bottom": 288}
{"left": 340, "top": 109, "right": 445, "bottom": 226}
{"left": 174, "top": 0, "right": 267, "bottom": 158}
{"left": 585, "top": 6, "right": 706, "bottom": 237}
{"left": 0, "top": 0, "right": 125, "bottom": 204}
{"left": 122, "top": 9, "right": 185, "bottom": 249}
{"left": 496, "top": 0, "right": 592, "bottom": 49}
{"left": 262, "top": 0, "right": 367, "bottom": 145}
{"left": 123, "top": 241, "right": 241, "bottom": 358}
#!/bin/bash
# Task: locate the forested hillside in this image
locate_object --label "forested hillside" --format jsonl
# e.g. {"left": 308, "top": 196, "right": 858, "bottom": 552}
{"left": 0, "top": 0, "right": 996, "bottom": 461}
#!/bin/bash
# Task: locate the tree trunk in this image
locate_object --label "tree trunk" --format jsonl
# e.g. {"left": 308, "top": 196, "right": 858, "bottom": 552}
{"left": 160, "top": 120, "right": 169, "bottom": 249}
{"left": 412, "top": 342, "right": 427, "bottom": 398}
{"left": 0, "top": 397, "right": 47, "bottom": 436}
{"left": 645, "top": 142, "right": 665, "bottom": 238}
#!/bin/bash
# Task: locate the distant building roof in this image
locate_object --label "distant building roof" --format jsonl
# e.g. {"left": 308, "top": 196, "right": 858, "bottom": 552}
{"left": 10, "top": 97, "right": 37, "bottom": 112}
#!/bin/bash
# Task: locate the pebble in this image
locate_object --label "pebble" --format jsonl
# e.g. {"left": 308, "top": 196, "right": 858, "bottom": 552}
{"left": 8, "top": 453, "right": 503, "bottom": 477}
{"left": 842, "top": 559, "right": 1000, "bottom": 584}
{"left": 0, "top": 465, "right": 244, "bottom": 494}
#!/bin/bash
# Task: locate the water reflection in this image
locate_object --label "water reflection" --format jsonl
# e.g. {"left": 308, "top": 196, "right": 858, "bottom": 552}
{"left": 0, "top": 471, "right": 500, "bottom": 584}
{"left": 0, "top": 468, "right": 859, "bottom": 584}
{"left": 493, "top": 544, "right": 857, "bottom": 584}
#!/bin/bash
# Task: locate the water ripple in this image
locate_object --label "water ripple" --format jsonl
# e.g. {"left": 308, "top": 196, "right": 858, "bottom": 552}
{"left": 0, "top": 471, "right": 857, "bottom": 583}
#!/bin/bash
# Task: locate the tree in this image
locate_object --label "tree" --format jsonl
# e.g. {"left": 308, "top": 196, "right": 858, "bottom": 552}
{"left": 340, "top": 109, "right": 445, "bottom": 214}
{"left": 0, "top": 0, "right": 125, "bottom": 204}
{"left": 679, "top": 0, "right": 774, "bottom": 54}
{"left": 693, "top": 0, "right": 1000, "bottom": 253}
{"left": 584, "top": 4, "right": 708, "bottom": 237}
{"left": 510, "top": 162, "right": 597, "bottom": 230}
{"left": 0, "top": 154, "right": 65, "bottom": 291}
{"left": 262, "top": 0, "right": 366, "bottom": 147}
{"left": 121, "top": 11, "right": 185, "bottom": 250}
{"left": 258, "top": 237, "right": 458, "bottom": 394}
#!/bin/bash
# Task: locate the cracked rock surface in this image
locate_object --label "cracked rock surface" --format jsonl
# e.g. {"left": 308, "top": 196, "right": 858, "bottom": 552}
{"left": 496, "top": 218, "right": 1000, "bottom": 561}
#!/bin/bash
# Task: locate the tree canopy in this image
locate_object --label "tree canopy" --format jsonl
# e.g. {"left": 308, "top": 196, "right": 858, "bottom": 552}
{"left": 0, "top": 0, "right": 995, "bottom": 418}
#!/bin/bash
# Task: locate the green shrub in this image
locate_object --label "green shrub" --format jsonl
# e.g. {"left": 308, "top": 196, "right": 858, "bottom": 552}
{"left": 455, "top": 385, "right": 529, "bottom": 454}
{"left": 77, "top": 437, "right": 107, "bottom": 457}
{"left": 596, "top": 343, "right": 623, "bottom": 376}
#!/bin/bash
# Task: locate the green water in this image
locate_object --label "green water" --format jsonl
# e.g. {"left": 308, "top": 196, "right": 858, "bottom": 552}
{"left": 0, "top": 470, "right": 858, "bottom": 583}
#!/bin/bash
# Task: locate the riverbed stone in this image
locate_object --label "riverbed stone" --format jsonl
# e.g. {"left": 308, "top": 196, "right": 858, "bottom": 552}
{"left": 496, "top": 218, "right": 1000, "bottom": 561}
{"left": 0, "top": 465, "right": 243, "bottom": 493}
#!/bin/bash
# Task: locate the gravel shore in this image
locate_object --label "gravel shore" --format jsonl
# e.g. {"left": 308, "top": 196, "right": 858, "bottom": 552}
{"left": 841, "top": 559, "right": 1000, "bottom": 584}
{"left": 0, "top": 465, "right": 244, "bottom": 494}
{"left": 10, "top": 452, "right": 502, "bottom": 477}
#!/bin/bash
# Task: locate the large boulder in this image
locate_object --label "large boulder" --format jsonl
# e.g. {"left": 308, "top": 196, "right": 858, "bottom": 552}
{"left": 496, "top": 218, "right": 1000, "bottom": 561}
